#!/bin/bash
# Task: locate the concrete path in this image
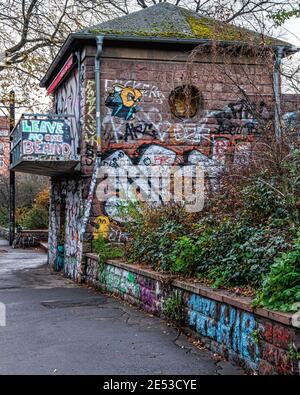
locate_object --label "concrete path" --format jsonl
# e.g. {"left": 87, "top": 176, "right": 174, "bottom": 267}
{"left": 0, "top": 238, "right": 245, "bottom": 375}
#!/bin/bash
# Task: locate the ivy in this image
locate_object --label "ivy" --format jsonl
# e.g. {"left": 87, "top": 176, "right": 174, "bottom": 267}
{"left": 253, "top": 233, "right": 300, "bottom": 312}
{"left": 92, "top": 235, "right": 124, "bottom": 265}
{"left": 122, "top": 147, "right": 300, "bottom": 311}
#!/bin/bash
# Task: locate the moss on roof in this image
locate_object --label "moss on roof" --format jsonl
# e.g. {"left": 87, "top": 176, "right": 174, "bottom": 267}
{"left": 84, "top": 3, "right": 289, "bottom": 46}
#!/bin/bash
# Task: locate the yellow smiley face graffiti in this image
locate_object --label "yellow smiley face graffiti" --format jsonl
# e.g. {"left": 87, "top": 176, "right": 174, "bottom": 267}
{"left": 93, "top": 215, "right": 110, "bottom": 239}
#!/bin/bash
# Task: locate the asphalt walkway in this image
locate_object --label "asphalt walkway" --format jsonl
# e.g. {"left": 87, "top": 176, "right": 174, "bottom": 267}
{"left": 0, "top": 238, "right": 244, "bottom": 375}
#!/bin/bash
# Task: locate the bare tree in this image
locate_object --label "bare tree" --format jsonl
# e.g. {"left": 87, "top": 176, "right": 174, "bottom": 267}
{"left": 0, "top": 0, "right": 123, "bottom": 111}
{"left": 129, "top": 1, "right": 298, "bottom": 25}
{"left": 0, "top": 0, "right": 298, "bottom": 112}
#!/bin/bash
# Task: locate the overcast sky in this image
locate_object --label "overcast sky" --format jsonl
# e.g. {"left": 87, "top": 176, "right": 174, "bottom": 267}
{"left": 280, "top": 17, "right": 300, "bottom": 46}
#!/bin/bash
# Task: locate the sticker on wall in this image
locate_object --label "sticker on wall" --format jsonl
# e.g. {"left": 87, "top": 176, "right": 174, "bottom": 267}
{"left": 105, "top": 83, "right": 142, "bottom": 120}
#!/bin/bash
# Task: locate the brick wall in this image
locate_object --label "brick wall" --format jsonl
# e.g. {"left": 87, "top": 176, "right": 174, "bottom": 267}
{"left": 88, "top": 47, "right": 275, "bottom": 245}
{"left": 282, "top": 93, "right": 300, "bottom": 113}
{"left": 48, "top": 45, "right": 281, "bottom": 278}
{"left": 282, "top": 93, "right": 300, "bottom": 128}
{"left": 85, "top": 254, "right": 300, "bottom": 375}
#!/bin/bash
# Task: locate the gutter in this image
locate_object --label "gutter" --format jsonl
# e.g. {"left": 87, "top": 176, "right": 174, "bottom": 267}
{"left": 273, "top": 45, "right": 284, "bottom": 140}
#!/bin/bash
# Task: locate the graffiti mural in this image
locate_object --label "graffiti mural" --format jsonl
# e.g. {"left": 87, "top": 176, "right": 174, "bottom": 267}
{"left": 188, "top": 294, "right": 260, "bottom": 368}
{"left": 96, "top": 143, "right": 206, "bottom": 222}
{"left": 105, "top": 83, "right": 142, "bottom": 120}
{"left": 98, "top": 264, "right": 162, "bottom": 313}
{"left": 48, "top": 183, "right": 61, "bottom": 270}
{"left": 96, "top": 80, "right": 269, "bottom": 243}
{"left": 84, "top": 80, "right": 97, "bottom": 145}
{"left": 64, "top": 180, "right": 83, "bottom": 278}
{"left": 49, "top": 73, "right": 274, "bottom": 278}
{"left": 55, "top": 68, "right": 79, "bottom": 157}
{"left": 80, "top": 78, "right": 97, "bottom": 171}
{"left": 21, "top": 119, "right": 72, "bottom": 158}
{"left": 103, "top": 79, "right": 268, "bottom": 148}
{"left": 102, "top": 106, "right": 211, "bottom": 145}
{"left": 213, "top": 99, "right": 269, "bottom": 135}
{"left": 49, "top": 178, "right": 85, "bottom": 279}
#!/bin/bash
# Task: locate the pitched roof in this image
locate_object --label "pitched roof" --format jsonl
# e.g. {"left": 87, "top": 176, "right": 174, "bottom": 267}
{"left": 83, "top": 2, "right": 289, "bottom": 45}
{"left": 41, "top": 2, "right": 296, "bottom": 88}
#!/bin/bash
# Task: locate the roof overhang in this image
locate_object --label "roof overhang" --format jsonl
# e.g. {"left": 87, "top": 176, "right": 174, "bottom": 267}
{"left": 40, "top": 32, "right": 299, "bottom": 89}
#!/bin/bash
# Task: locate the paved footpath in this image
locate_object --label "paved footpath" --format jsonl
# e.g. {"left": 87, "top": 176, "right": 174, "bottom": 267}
{"left": 0, "top": 238, "right": 245, "bottom": 375}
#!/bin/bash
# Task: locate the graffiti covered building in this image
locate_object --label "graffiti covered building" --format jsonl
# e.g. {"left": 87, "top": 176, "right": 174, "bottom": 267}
{"left": 0, "top": 117, "right": 10, "bottom": 177}
{"left": 35, "top": 3, "right": 297, "bottom": 279}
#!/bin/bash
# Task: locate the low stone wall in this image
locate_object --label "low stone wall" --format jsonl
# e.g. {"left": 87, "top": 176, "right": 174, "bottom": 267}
{"left": 85, "top": 254, "right": 300, "bottom": 375}
{"left": 0, "top": 228, "right": 48, "bottom": 242}
{"left": 0, "top": 226, "right": 9, "bottom": 239}
{"left": 20, "top": 229, "right": 49, "bottom": 242}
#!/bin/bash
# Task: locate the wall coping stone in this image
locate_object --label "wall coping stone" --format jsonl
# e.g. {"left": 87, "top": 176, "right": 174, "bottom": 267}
{"left": 86, "top": 253, "right": 295, "bottom": 327}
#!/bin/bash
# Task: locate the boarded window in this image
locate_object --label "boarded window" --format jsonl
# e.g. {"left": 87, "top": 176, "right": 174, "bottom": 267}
{"left": 169, "top": 85, "right": 202, "bottom": 118}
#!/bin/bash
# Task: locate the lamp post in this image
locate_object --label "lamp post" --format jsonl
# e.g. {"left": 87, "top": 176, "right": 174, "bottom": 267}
{"left": 9, "top": 90, "right": 15, "bottom": 246}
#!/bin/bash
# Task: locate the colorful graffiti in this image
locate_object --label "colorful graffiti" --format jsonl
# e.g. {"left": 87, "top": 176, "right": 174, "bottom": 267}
{"left": 86, "top": 259, "right": 262, "bottom": 369}
{"left": 48, "top": 183, "right": 61, "bottom": 270}
{"left": 102, "top": 106, "right": 211, "bottom": 145}
{"left": 48, "top": 179, "right": 85, "bottom": 279}
{"left": 49, "top": 76, "right": 272, "bottom": 277}
{"left": 103, "top": 79, "right": 267, "bottom": 149}
{"left": 92, "top": 215, "right": 110, "bottom": 239}
{"left": 96, "top": 142, "right": 220, "bottom": 222}
{"left": 85, "top": 257, "right": 297, "bottom": 374}
{"left": 55, "top": 68, "right": 79, "bottom": 157}
{"left": 84, "top": 80, "right": 97, "bottom": 145}
{"left": 81, "top": 77, "right": 97, "bottom": 170}
{"left": 21, "top": 119, "right": 72, "bottom": 157}
{"left": 105, "top": 83, "right": 142, "bottom": 120}
{"left": 98, "top": 264, "right": 161, "bottom": 313}
{"left": 96, "top": 80, "right": 269, "bottom": 242}
{"left": 64, "top": 180, "right": 83, "bottom": 278}
{"left": 188, "top": 294, "right": 260, "bottom": 368}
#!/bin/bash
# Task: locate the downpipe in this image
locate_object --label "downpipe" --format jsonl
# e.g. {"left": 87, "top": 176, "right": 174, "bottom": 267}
{"left": 95, "top": 36, "right": 104, "bottom": 157}
{"left": 273, "top": 45, "right": 284, "bottom": 141}
{"left": 79, "top": 36, "right": 104, "bottom": 280}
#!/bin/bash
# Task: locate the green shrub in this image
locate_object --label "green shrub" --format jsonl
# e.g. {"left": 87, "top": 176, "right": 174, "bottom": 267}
{"left": 164, "top": 290, "right": 184, "bottom": 324}
{"left": 242, "top": 177, "right": 287, "bottom": 225}
{"left": 92, "top": 235, "right": 124, "bottom": 265}
{"left": 124, "top": 202, "right": 291, "bottom": 288}
{"left": 124, "top": 203, "right": 189, "bottom": 271}
{"left": 0, "top": 207, "right": 8, "bottom": 227}
{"left": 21, "top": 206, "right": 49, "bottom": 229}
{"left": 170, "top": 236, "right": 199, "bottom": 275}
{"left": 253, "top": 234, "right": 300, "bottom": 312}
{"left": 195, "top": 219, "right": 290, "bottom": 288}
{"left": 120, "top": 144, "right": 300, "bottom": 305}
